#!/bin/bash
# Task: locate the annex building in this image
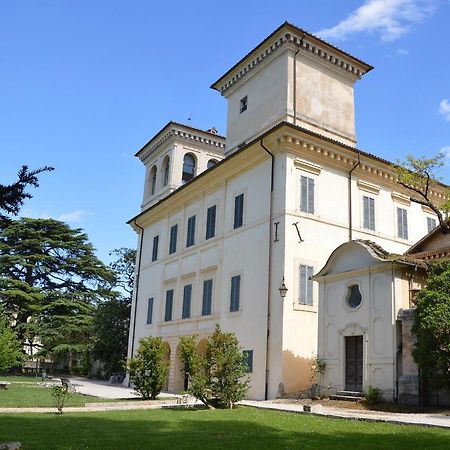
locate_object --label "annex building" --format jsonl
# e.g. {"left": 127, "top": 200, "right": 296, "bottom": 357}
{"left": 126, "top": 22, "right": 445, "bottom": 400}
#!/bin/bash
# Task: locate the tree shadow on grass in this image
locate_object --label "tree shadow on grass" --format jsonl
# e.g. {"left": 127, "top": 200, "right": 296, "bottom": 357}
{"left": 0, "top": 408, "right": 449, "bottom": 450}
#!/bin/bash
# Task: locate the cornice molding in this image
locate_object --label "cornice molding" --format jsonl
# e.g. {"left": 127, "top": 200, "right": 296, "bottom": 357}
{"left": 294, "top": 158, "right": 321, "bottom": 175}
{"left": 275, "top": 131, "right": 445, "bottom": 201}
{"left": 357, "top": 180, "right": 380, "bottom": 195}
{"left": 137, "top": 125, "right": 226, "bottom": 163}
{"left": 391, "top": 192, "right": 411, "bottom": 206}
{"left": 214, "top": 29, "right": 371, "bottom": 95}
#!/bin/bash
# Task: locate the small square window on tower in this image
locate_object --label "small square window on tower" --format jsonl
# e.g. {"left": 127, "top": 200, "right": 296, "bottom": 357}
{"left": 240, "top": 96, "right": 248, "bottom": 113}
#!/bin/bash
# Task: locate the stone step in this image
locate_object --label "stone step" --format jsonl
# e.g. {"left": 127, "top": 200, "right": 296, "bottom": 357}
{"left": 336, "top": 390, "right": 364, "bottom": 397}
{"left": 330, "top": 394, "right": 364, "bottom": 402}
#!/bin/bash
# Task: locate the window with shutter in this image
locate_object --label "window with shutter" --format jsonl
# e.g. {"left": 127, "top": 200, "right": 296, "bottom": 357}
{"left": 147, "top": 298, "right": 154, "bottom": 324}
{"left": 202, "top": 279, "right": 213, "bottom": 316}
{"left": 300, "top": 176, "right": 315, "bottom": 214}
{"left": 427, "top": 217, "right": 437, "bottom": 233}
{"left": 169, "top": 224, "right": 178, "bottom": 254}
{"left": 243, "top": 350, "right": 253, "bottom": 373}
{"left": 363, "top": 196, "right": 375, "bottom": 231}
{"left": 186, "top": 215, "right": 196, "bottom": 247}
{"left": 182, "top": 284, "right": 192, "bottom": 319}
{"left": 230, "top": 275, "right": 241, "bottom": 312}
{"left": 234, "top": 194, "right": 244, "bottom": 229}
{"left": 164, "top": 289, "right": 173, "bottom": 322}
{"left": 397, "top": 208, "right": 408, "bottom": 240}
{"left": 152, "top": 235, "right": 159, "bottom": 262}
{"left": 299, "top": 265, "right": 314, "bottom": 305}
{"left": 206, "top": 205, "right": 216, "bottom": 239}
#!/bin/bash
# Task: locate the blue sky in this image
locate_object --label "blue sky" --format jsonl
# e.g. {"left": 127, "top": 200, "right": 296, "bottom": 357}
{"left": 1, "top": 0, "right": 449, "bottom": 263}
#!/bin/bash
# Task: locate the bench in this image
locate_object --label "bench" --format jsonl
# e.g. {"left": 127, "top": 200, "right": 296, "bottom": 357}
{"left": 0, "top": 382, "right": 10, "bottom": 390}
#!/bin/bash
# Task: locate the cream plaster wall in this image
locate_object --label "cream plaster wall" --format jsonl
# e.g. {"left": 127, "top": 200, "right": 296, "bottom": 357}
{"left": 225, "top": 51, "right": 289, "bottom": 153}
{"left": 315, "top": 243, "right": 415, "bottom": 400}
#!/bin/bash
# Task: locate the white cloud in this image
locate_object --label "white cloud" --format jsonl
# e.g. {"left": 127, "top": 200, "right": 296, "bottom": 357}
{"left": 317, "top": 0, "right": 436, "bottom": 42}
{"left": 397, "top": 48, "right": 410, "bottom": 56}
{"left": 57, "top": 209, "right": 90, "bottom": 223}
{"left": 439, "top": 99, "right": 450, "bottom": 121}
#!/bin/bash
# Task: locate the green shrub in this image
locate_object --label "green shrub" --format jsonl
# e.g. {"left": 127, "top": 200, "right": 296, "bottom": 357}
{"left": 52, "top": 385, "right": 70, "bottom": 414}
{"left": 127, "top": 336, "right": 169, "bottom": 399}
{"left": 178, "top": 325, "right": 249, "bottom": 409}
{"left": 364, "top": 386, "right": 381, "bottom": 404}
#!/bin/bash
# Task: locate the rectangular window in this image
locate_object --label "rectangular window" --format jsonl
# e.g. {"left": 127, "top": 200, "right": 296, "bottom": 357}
{"left": 169, "top": 224, "right": 178, "bottom": 254}
{"left": 240, "top": 96, "right": 248, "bottom": 113}
{"left": 427, "top": 217, "right": 437, "bottom": 233}
{"left": 234, "top": 193, "right": 244, "bottom": 229}
{"left": 182, "top": 284, "right": 192, "bottom": 319}
{"left": 230, "top": 275, "right": 241, "bottom": 312}
{"left": 243, "top": 350, "right": 253, "bottom": 373}
{"left": 299, "top": 265, "right": 314, "bottom": 305}
{"left": 164, "top": 289, "right": 173, "bottom": 322}
{"left": 202, "top": 279, "right": 213, "bottom": 316}
{"left": 205, "top": 205, "right": 216, "bottom": 240}
{"left": 363, "top": 196, "right": 375, "bottom": 231}
{"left": 146, "top": 298, "right": 154, "bottom": 325}
{"left": 300, "top": 176, "right": 315, "bottom": 214}
{"left": 186, "top": 215, "right": 196, "bottom": 248}
{"left": 397, "top": 207, "right": 408, "bottom": 240}
{"left": 152, "top": 235, "right": 159, "bottom": 262}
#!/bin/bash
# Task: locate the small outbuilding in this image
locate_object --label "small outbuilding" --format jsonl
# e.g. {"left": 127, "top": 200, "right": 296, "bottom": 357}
{"left": 312, "top": 240, "right": 427, "bottom": 402}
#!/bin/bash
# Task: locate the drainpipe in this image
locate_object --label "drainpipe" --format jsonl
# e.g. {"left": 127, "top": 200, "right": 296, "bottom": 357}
{"left": 129, "top": 220, "right": 144, "bottom": 360}
{"left": 260, "top": 138, "right": 274, "bottom": 400}
{"left": 348, "top": 154, "right": 360, "bottom": 241}
{"left": 293, "top": 34, "right": 305, "bottom": 126}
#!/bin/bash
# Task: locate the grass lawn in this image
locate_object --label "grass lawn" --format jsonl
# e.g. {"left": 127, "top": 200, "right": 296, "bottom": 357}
{"left": 0, "top": 375, "right": 46, "bottom": 383}
{"left": 0, "top": 383, "right": 113, "bottom": 408}
{"left": 0, "top": 407, "right": 449, "bottom": 449}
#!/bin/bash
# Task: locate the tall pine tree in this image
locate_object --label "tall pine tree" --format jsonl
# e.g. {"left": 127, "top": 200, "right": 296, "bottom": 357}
{"left": 0, "top": 218, "right": 114, "bottom": 370}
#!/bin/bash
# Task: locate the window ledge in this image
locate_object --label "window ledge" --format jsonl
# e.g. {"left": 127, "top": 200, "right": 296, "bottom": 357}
{"left": 226, "top": 310, "right": 242, "bottom": 318}
{"left": 293, "top": 303, "right": 317, "bottom": 313}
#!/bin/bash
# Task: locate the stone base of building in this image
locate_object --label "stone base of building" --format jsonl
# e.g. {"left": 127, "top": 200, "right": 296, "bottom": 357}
{"left": 398, "top": 375, "right": 419, "bottom": 405}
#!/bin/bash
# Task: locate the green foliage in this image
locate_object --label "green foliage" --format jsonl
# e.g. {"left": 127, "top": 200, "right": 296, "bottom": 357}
{"left": 108, "top": 248, "right": 136, "bottom": 298}
{"left": 396, "top": 152, "right": 450, "bottom": 232}
{"left": 412, "top": 260, "right": 450, "bottom": 391}
{"left": 0, "top": 217, "right": 116, "bottom": 370}
{"left": 0, "top": 311, "right": 23, "bottom": 372}
{"left": 128, "top": 336, "right": 169, "bottom": 399}
{"left": 92, "top": 298, "right": 130, "bottom": 376}
{"left": 52, "top": 385, "right": 70, "bottom": 414}
{"left": 0, "top": 165, "right": 53, "bottom": 224}
{"left": 178, "top": 325, "right": 249, "bottom": 409}
{"left": 310, "top": 356, "right": 327, "bottom": 382}
{"left": 364, "top": 386, "right": 381, "bottom": 404}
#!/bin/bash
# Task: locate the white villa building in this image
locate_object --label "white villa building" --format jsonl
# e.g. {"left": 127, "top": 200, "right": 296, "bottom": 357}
{"left": 126, "top": 22, "right": 444, "bottom": 400}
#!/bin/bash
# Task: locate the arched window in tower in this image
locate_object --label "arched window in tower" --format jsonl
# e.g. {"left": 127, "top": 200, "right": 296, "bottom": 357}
{"left": 162, "top": 156, "right": 170, "bottom": 187}
{"left": 182, "top": 153, "right": 196, "bottom": 184}
{"left": 150, "top": 165, "right": 157, "bottom": 195}
{"left": 207, "top": 159, "right": 218, "bottom": 169}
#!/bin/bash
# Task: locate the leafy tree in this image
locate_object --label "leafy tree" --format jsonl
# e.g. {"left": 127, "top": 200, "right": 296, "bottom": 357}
{"left": 128, "top": 336, "right": 169, "bottom": 399}
{"left": 0, "top": 165, "right": 53, "bottom": 224}
{"left": 396, "top": 152, "right": 450, "bottom": 233}
{"left": 0, "top": 218, "right": 115, "bottom": 370}
{"left": 412, "top": 260, "right": 450, "bottom": 392}
{"left": 207, "top": 325, "right": 249, "bottom": 409}
{"left": 92, "top": 298, "right": 130, "bottom": 376}
{"left": 108, "top": 248, "right": 136, "bottom": 298}
{"left": 178, "top": 325, "right": 249, "bottom": 409}
{"left": 91, "top": 248, "right": 134, "bottom": 377}
{"left": 0, "top": 310, "right": 23, "bottom": 372}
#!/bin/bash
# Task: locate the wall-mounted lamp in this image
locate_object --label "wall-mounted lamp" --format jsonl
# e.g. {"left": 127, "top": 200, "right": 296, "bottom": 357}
{"left": 279, "top": 276, "right": 288, "bottom": 299}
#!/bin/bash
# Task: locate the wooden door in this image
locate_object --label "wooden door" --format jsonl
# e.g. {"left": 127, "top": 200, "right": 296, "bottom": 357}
{"left": 345, "top": 336, "right": 363, "bottom": 392}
